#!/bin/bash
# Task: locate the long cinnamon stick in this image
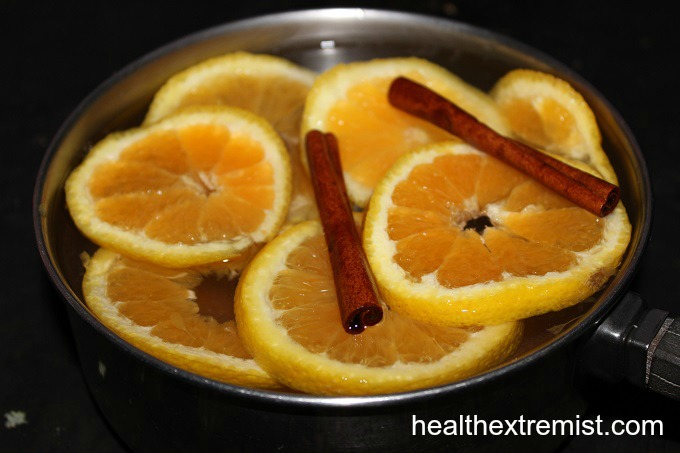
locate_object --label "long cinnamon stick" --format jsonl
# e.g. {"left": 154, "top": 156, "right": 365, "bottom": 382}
{"left": 388, "top": 76, "right": 620, "bottom": 217}
{"left": 305, "top": 130, "right": 383, "bottom": 334}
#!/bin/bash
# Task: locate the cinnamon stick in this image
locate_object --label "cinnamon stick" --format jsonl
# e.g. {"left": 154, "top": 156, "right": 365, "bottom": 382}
{"left": 388, "top": 76, "right": 620, "bottom": 217}
{"left": 305, "top": 130, "right": 383, "bottom": 334}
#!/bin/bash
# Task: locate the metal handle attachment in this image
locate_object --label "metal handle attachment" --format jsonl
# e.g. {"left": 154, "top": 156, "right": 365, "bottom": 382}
{"left": 647, "top": 317, "right": 680, "bottom": 398}
{"left": 581, "top": 292, "right": 679, "bottom": 400}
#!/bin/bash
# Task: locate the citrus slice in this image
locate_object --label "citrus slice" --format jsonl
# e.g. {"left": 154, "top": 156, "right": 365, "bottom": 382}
{"left": 301, "top": 57, "right": 511, "bottom": 208}
{"left": 235, "top": 220, "right": 523, "bottom": 396}
{"left": 82, "top": 247, "right": 283, "bottom": 390}
{"left": 66, "top": 106, "right": 291, "bottom": 268}
{"left": 144, "top": 52, "right": 318, "bottom": 223}
{"left": 490, "top": 69, "right": 617, "bottom": 183}
{"left": 363, "top": 142, "right": 631, "bottom": 327}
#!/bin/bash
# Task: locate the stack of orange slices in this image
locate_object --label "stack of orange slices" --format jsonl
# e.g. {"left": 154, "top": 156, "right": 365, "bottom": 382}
{"left": 65, "top": 52, "right": 631, "bottom": 395}
{"left": 144, "top": 52, "right": 319, "bottom": 224}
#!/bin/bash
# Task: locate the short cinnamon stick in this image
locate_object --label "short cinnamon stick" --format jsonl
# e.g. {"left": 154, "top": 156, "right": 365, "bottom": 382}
{"left": 305, "top": 130, "right": 383, "bottom": 334}
{"left": 388, "top": 76, "right": 620, "bottom": 217}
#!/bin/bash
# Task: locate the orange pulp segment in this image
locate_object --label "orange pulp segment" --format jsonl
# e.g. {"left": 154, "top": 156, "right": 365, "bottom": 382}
{"left": 83, "top": 248, "right": 283, "bottom": 389}
{"left": 270, "top": 230, "right": 479, "bottom": 365}
{"left": 490, "top": 69, "right": 617, "bottom": 183}
{"left": 388, "top": 152, "right": 602, "bottom": 284}
{"left": 90, "top": 127, "right": 273, "bottom": 242}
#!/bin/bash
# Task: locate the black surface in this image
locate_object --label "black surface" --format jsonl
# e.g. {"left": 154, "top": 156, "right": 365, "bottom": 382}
{"left": 3, "top": 1, "right": 679, "bottom": 451}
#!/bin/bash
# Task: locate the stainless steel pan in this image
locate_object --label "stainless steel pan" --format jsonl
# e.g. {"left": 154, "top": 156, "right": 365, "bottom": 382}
{"left": 34, "top": 9, "right": 675, "bottom": 451}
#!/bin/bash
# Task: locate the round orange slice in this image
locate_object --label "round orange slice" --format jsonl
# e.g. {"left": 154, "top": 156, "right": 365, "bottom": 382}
{"left": 363, "top": 142, "right": 631, "bottom": 327}
{"left": 235, "top": 220, "right": 522, "bottom": 396}
{"left": 66, "top": 106, "right": 291, "bottom": 268}
{"left": 144, "top": 52, "right": 318, "bottom": 223}
{"left": 301, "top": 57, "right": 510, "bottom": 208}
{"left": 82, "top": 247, "right": 283, "bottom": 390}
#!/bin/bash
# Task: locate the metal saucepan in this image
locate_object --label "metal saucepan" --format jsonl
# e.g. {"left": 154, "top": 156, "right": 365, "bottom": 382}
{"left": 33, "top": 8, "right": 678, "bottom": 451}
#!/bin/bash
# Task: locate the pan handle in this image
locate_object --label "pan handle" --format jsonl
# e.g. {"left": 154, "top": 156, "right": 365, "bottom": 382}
{"left": 580, "top": 292, "right": 680, "bottom": 400}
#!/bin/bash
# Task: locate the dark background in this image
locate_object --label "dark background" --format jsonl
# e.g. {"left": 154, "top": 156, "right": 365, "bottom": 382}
{"left": 2, "top": 0, "right": 678, "bottom": 451}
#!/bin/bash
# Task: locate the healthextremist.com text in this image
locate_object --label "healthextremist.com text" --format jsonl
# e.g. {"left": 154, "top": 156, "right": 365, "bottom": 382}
{"left": 412, "top": 415, "right": 663, "bottom": 436}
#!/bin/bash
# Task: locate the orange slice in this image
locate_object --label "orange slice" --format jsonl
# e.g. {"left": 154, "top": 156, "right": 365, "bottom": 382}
{"left": 144, "top": 52, "right": 318, "bottom": 223}
{"left": 82, "top": 247, "right": 283, "bottom": 389}
{"left": 301, "top": 57, "right": 510, "bottom": 207}
{"left": 363, "top": 142, "right": 631, "bottom": 327}
{"left": 491, "top": 69, "right": 617, "bottom": 183}
{"left": 66, "top": 106, "right": 291, "bottom": 268}
{"left": 235, "top": 220, "right": 522, "bottom": 396}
